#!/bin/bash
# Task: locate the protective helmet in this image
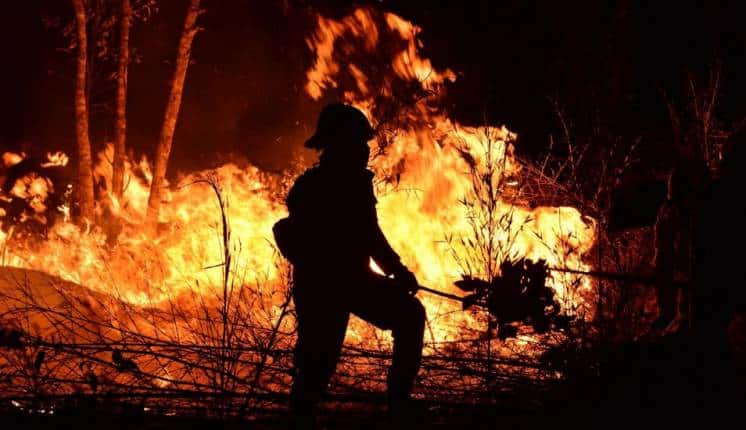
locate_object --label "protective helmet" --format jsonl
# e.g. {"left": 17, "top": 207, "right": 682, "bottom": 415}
{"left": 304, "top": 103, "right": 375, "bottom": 149}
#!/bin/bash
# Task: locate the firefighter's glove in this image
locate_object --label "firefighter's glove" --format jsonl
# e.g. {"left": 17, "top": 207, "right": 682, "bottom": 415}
{"left": 395, "top": 266, "right": 419, "bottom": 296}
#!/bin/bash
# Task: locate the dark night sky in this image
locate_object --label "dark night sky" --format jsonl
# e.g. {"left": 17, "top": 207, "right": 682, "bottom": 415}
{"left": 2, "top": 0, "right": 745, "bottom": 176}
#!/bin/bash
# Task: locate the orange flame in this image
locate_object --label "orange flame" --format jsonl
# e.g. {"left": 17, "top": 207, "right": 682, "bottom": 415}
{"left": 2, "top": 151, "right": 26, "bottom": 168}
{"left": 10, "top": 173, "right": 53, "bottom": 215}
{"left": 303, "top": 7, "right": 595, "bottom": 344}
{"left": 41, "top": 151, "right": 70, "bottom": 168}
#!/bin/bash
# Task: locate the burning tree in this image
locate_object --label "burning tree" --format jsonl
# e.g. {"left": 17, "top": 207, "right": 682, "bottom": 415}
{"left": 111, "top": 0, "right": 132, "bottom": 200}
{"left": 71, "top": 0, "right": 95, "bottom": 222}
{"left": 147, "top": 0, "right": 204, "bottom": 226}
{"left": 42, "top": 0, "right": 199, "bottom": 225}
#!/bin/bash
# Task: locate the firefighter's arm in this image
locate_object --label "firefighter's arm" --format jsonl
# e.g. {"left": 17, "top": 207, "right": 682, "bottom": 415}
{"left": 362, "top": 174, "right": 402, "bottom": 274}
{"left": 368, "top": 202, "right": 419, "bottom": 293}
{"left": 363, "top": 173, "right": 418, "bottom": 293}
{"left": 370, "top": 214, "right": 405, "bottom": 275}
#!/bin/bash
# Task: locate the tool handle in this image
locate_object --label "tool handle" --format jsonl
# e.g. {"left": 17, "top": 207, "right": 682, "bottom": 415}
{"left": 549, "top": 267, "right": 655, "bottom": 283}
{"left": 417, "top": 284, "right": 464, "bottom": 302}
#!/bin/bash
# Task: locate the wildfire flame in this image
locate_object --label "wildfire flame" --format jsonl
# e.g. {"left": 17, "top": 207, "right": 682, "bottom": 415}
{"left": 41, "top": 151, "right": 70, "bottom": 168}
{"left": 2, "top": 151, "right": 25, "bottom": 168}
{"left": 302, "top": 7, "right": 595, "bottom": 343}
{"left": 0, "top": 7, "right": 595, "bottom": 354}
{"left": 10, "top": 173, "right": 53, "bottom": 215}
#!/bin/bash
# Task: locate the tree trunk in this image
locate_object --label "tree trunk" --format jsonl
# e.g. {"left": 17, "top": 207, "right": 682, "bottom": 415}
{"left": 112, "top": 0, "right": 132, "bottom": 199}
{"left": 72, "top": 0, "right": 95, "bottom": 222}
{"left": 146, "top": 0, "right": 202, "bottom": 225}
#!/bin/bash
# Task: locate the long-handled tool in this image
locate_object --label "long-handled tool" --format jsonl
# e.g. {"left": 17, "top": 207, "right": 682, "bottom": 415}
{"left": 414, "top": 259, "right": 660, "bottom": 340}
{"left": 548, "top": 266, "right": 655, "bottom": 284}
{"left": 417, "top": 284, "right": 464, "bottom": 302}
{"left": 415, "top": 259, "right": 568, "bottom": 338}
{"left": 417, "top": 265, "right": 656, "bottom": 305}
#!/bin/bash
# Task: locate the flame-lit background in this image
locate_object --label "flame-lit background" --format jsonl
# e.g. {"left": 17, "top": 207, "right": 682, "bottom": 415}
{"left": 1, "top": 2, "right": 596, "bottom": 347}
{"left": 1, "top": 0, "right": 745, "bottom": 418}
{"left": 4, "top": 1, "right": 746, "bottom": 170}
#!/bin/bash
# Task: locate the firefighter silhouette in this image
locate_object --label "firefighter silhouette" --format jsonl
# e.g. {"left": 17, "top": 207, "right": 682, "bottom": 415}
{"left": 274, "top": 103, "right": 426, "bottom": 426}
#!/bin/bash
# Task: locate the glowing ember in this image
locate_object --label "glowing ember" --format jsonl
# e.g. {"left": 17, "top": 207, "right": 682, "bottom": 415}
{"left": 41, "top": 151, "right": 70, "bottom": 168}
{"left": 2, "top": 152, "right": 26, "bottom": 168}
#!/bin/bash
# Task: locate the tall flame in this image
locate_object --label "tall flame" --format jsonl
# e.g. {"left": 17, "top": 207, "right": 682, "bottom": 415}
{"left": 303, "top": 7, "right": 596, "bottom": 343}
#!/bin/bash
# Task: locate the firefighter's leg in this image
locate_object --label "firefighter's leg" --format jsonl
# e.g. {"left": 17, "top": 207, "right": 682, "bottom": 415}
{"left": 349, "top": 274, "right": 426, "bottom": 412}
{"left": 290, "top": 297, "right": 349, "bottom": 427}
